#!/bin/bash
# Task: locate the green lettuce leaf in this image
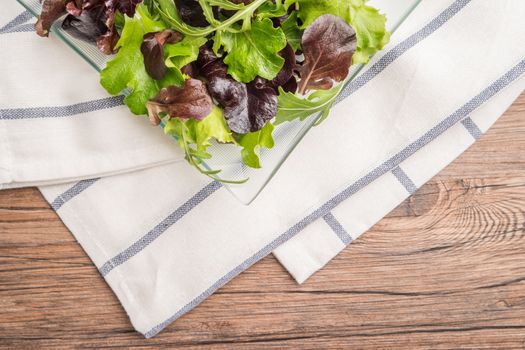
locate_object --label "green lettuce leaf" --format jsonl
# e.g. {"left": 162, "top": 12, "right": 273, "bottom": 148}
{"left": 100, "top": 5, "right": 206, "bottom": 114}
{"left": 217, "top": 17, "right": 287, "bottom": 83}
{"left": 100, "top": 15, "right": 159, "bottom": 115}
{"left": 237, "top": 122, "right": 275, "bottom": 169}
{"left": 346, "top": 0, "right": 390, "bottom": 64}
{"left": 164, "top": 106, "right": 236, "bottom": 159}
{"left": 164, "top": 35, "right": 208, "bottom": 85}
{"left": 135, "top": 2, "right": 166, "bottom": 33}
{"left": 164, "top": 103, "right": 248, "bottom": 183}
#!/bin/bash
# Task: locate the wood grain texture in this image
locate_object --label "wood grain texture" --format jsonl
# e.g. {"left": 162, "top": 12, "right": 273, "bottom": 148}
{"left": 0, "top": 92, "right": 524, "bottom": 349}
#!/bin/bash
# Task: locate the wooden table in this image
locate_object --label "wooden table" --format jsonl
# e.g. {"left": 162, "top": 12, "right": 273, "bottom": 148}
{"left": 0, "top": 93, "right": 524, "bottom": 349}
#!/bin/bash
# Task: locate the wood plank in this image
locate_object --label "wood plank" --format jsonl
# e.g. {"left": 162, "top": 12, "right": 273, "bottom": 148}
{"left": 0, "top": 92, "right": 524, "bottom": 349}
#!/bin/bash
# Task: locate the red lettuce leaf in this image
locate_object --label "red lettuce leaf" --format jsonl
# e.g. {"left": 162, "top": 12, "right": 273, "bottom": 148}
{"left": 37, "top": 0, "right": 141, "bottom": 54}
{"left": 141, "top": 30, "right": 183, "bottom": 80}
{"left": 197, "top": 47, "right": 278, "bottom": 134}
{"left": 175, "top": 0, "right": 209, "bottom": 27}
{"left": 36, "top": 0, "right": 68, "bottom": 37}
{"left": 61, "top": 4, "right": 107, "bottom": 43}
{"left": 281, "top": 75, "right": 298, "bottom": 93}
{"left": 146, "top": 78, "right": 213, "bottom": 125}
{"left": 298, "top": 14, "right": 357, "bottom": 94}
{"left": 272, "top": 43, "right": 297, "bottom": 90}
{"left": 97, "top": 0, "right": 141, "bottom": 54}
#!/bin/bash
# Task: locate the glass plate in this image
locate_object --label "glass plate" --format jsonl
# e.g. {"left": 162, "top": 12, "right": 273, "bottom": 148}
{"left": 17, "top": 0, "right": 422, "bottom": 204}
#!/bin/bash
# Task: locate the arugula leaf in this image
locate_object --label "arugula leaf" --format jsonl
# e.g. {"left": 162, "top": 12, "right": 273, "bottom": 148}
{"left": 286, "top": 0, "right": 389, "bottom": 64}
{"left": 237, "top": 122, "right": 275, "bottom": 168}
{"left": 218, "top": 17, "right": 287, "bottom": 83}
{"left": 207, "top": 0, "right": 246, "bottom": 11}
{"left": 274, "top": 85, "right": 342, "bottom": 125}
{"left": 100, "top": 15, "right": 159, "bottom": 115}
{"left": 256, "top": 1, "right": 288, "bottom": 20}
{"left": 157, "top": 0, "right": 268, "bottom": 37}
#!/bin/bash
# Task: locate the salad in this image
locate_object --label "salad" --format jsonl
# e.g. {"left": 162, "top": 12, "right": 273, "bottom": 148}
{"left": 36, "top": 0, "right": 389, "bottom": 182}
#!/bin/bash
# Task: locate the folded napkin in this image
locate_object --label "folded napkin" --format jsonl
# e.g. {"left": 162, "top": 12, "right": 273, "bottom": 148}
{"left": 1, "top": 0, "right": 524, "bottom": 338}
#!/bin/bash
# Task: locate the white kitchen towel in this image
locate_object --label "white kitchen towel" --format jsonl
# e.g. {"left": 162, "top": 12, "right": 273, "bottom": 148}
{"left": 274, "top": 73, "right": 525, "bottom": 283}
{"left": 274, "top": 0, "right": 525, "bottom": 283}
{"left": 2, "top": 0, "right": 525, "bottom": 339}
{"left": 0, "top": 3, "right": 185, "bottom": 189}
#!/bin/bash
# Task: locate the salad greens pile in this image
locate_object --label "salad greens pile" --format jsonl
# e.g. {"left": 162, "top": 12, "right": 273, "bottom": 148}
{"left": 36, "top": 0, "right": 389, "bottom": 181}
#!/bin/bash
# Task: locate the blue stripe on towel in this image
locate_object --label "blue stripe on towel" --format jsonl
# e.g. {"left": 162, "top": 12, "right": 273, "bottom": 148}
{"left": 392, "top": 167, "right": 418, "bottom": 195}
{"left": 0, "top": 23, "right": 35, "bottom": 34}
{"left": 461, "top": 117, "right": 483, "bottom": 140}
{"left": 98, "top": 181, "right": 222, "bottom": 276}
{"left": 323, "top": 213, "right": 353, "bottom": 245}
{"left": 50, "top": 178, "right": 100, "bottom": 210}
{"left": 0, "top": 10, "right": 32, "bottom": 34}
{"left": 0, "top": 96, "right": 125, "bottom": 120}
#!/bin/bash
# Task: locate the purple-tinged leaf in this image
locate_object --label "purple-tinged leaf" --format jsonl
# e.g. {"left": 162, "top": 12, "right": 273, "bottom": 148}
{"left": 298, "top": 14, "right": 356, "bottom": 94}
{"left": 146, "top": 78, "right": 213, "bottom": 125}
{"left": 141, "top": 30, "right": 183, "bottom": 80}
